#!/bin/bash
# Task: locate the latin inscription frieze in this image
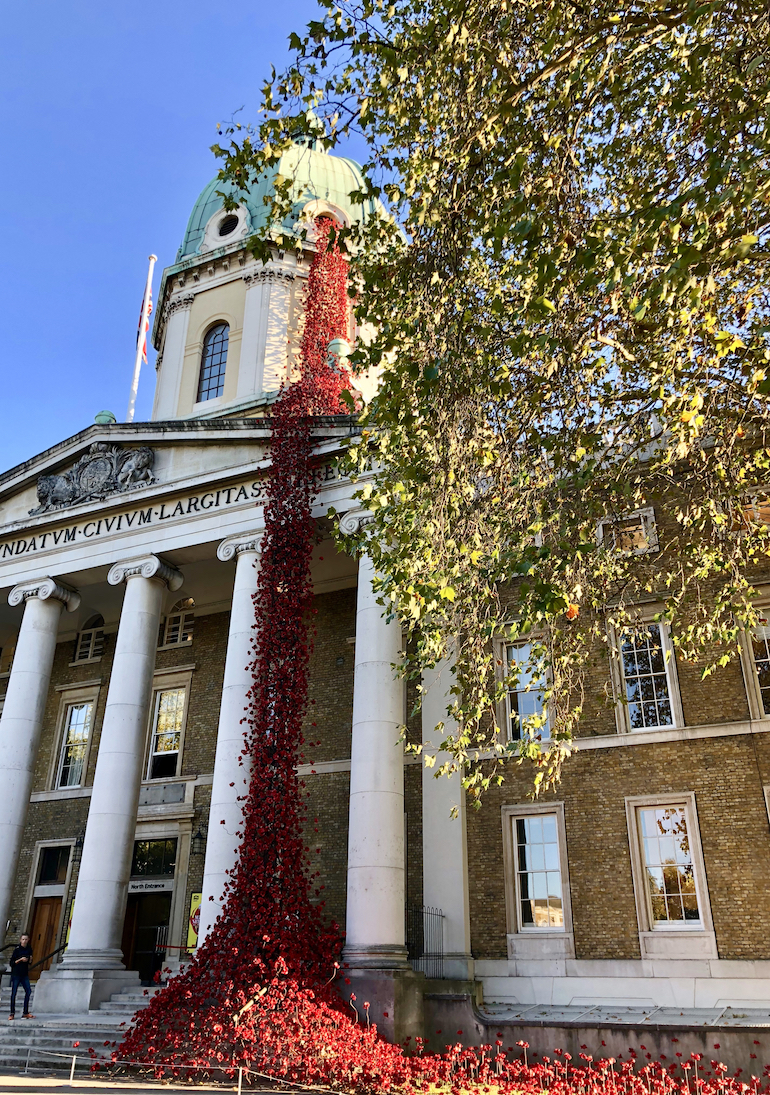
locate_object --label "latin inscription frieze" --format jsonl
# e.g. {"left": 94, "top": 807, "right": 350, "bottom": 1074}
{"left": 0, "top": 461, "right": 345, "bottom": 562}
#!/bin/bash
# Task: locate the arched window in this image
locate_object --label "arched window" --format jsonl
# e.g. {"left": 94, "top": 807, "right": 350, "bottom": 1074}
{"left": 74, "top": 614, "right": 105, "bottom": 662}
{"left": 197, "top": 323, "right": 229, "bottom": 402}
{"left": 159, "top": 598, "right": 195, "bottom": 648}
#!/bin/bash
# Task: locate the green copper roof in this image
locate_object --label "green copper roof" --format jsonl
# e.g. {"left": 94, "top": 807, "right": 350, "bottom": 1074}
{"left": 177, "top": 144, "right": 379, "bottom": 260}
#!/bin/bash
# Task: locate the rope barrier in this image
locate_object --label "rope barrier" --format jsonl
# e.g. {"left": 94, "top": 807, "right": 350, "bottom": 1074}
{"left": 14, "top": 1045, "right": 346, "bottom": 1093}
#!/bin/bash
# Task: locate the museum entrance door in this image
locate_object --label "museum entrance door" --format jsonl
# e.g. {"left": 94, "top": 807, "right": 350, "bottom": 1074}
{"left": 121, "top": 892, "right": 172, "bottom": 984}
{"left": 28, "top": 896, "right": 62, "bottom": 979}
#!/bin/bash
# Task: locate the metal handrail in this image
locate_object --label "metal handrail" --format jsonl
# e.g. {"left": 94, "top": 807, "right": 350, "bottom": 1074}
{"left": 28, "top": 943, "right": 67, "bottom": 972}
{"left": 1, "top": 942, "right": 68, "bottom": 990}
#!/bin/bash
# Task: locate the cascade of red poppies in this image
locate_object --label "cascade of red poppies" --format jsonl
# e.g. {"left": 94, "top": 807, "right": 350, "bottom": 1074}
{"left": 119, "top": 218, "right": 354, "bottom": 1070}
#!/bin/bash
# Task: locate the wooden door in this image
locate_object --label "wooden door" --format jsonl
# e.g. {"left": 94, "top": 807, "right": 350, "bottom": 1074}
{"left": 28, "top": 896, "right": 62, "bottom": 978}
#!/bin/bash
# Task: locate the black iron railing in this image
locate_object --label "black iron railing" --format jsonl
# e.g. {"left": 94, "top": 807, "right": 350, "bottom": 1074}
{"left": 406, "top": 905, "right": 444, "bottom": 979}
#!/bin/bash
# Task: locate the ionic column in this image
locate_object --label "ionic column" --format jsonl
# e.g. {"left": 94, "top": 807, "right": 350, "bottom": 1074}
{"left": 0, "top": 578, "right": 80, "bottom": 946}
{"left": 61, "top": 555, "right": 182, "bottom": 969}
{"left": 343, "top": 515, "right": 407, "bottom": 968}
{"left": 421, "top": 652, "right": 473, "bottom": 979}
{"left": 198, "top": 534, "right": 263, "bottom": 942}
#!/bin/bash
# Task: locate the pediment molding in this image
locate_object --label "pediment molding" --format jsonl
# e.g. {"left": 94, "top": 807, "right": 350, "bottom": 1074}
{"left": 0, "top": 418, "right": 357, "bottom": 506}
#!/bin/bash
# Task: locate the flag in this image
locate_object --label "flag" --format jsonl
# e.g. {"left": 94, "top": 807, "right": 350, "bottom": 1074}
{"left": 136, "top": 286, "right": 153, "bottom": 364}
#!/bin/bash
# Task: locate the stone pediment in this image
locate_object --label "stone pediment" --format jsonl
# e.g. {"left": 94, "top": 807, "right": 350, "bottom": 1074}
{"left": 29, "top": 443, "right": 155, "bottom": 515}
{"left": 0, "top": 418, "right": 358, "bottom": 538}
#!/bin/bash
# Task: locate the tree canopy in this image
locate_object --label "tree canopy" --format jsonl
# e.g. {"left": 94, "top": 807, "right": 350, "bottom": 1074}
{"left": 215, "top": 0, "right": 770, "bottom": 799}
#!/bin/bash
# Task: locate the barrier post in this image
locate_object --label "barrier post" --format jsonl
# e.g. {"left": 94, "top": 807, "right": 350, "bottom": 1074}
{"left": 237, "top": 1065, "right": 243, "bottom": 1094}
{"left": 70, "top": 1055, "right": 77, "bottom": 1084}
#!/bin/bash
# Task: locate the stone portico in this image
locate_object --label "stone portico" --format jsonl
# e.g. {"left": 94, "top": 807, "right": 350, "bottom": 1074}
{"left": 0, "top": 418, "right": 450, "bottom": 1017}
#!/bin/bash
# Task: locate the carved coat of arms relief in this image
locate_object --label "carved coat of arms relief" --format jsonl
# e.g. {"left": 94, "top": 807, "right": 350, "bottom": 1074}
{"left": 29, "top": 443, "right": 156, "bottom": 515}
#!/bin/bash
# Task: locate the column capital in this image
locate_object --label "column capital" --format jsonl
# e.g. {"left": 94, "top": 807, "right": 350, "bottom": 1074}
{"left": 107, "top": 554, "right": 183, "bottom": 591}
{"left": 338, "top": 508, "right": 373, "bottom": 536}
{"left": 8, "top": 577, "right": 80, "bottom": 612}
{"left": 217, "top": 532, "right": 264, "bottom": 562}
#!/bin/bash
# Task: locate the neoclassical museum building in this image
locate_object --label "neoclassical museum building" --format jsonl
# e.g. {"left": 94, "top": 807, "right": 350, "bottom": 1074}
{"left": 2, "top": 141, "right": 770, "bottom": 1029}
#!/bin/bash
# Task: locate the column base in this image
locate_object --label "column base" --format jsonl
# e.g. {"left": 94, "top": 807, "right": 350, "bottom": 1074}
{"left": 34, "top": 966, "right": 140, "bottom": 1014}
{"left": 342, "top": 943, "right": 410, "bottom": 970}
{"left": 337, "top": 966, "right": 424, "bottom": 1045}
{"left": 58, "top": 947, "right": 127, "bottom": 970}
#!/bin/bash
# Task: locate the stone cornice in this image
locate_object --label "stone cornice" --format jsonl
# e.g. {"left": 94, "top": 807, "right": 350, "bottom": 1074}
{"left": 108, "top": 554, "right": 183, "bottom": 591}
{"left": 8, "top": 577, "right": 81, "bottom": 612}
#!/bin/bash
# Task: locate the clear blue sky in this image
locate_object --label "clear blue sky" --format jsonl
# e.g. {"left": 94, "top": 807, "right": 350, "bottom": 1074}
{"left": 0, "top": 0, "right": 357, "bottom": 471}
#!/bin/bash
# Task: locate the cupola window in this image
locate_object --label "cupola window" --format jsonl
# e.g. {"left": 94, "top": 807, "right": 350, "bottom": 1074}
{"left": 218, "top": 214, "right": 239, "bottom": 237}
{"left": 74, "top": 615, "right": 105, "bottom": 662}
{"left": 197, "top": 323, "right": 229, "bottom": 402}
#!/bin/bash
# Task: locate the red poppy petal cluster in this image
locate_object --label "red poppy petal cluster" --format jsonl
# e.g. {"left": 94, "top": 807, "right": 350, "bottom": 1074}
{"left": 119, "top": 218, "right": 352, "bottom": 1071}
{"left": 115, "top": 223, "right": 770, "bottom": 1093}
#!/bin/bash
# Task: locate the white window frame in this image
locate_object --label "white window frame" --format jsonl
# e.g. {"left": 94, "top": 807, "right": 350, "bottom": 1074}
{"left": 47, "top": 684, "right": 100, "bottom": 791}
{"left": 625, "top": 792, "right": 716, "bottom": 960}
{"left": 144, "top": 670, "right": 192, "bottom": 782}
{"left": 738, "top": 592, "right": 770, "bottom": 721}
{"left": 71, "top": 625, "right": 105, "bottom": 665}
{"left": 497, "top": 633, "right": 551, "bottom": 744}
{"left": 55, "top": 702, "right": 94, "bottom": 790}
{"left": 158, "top": 611, "right": 194, "bottom": 650}
{"left": 608, "top": 609, "right": 684, "bottom": 734}
{"left": 501, "top": 802, "right": 575, "bottom": 960}
{"left": 597, "top": 507, "right": 659, "bottom": 555}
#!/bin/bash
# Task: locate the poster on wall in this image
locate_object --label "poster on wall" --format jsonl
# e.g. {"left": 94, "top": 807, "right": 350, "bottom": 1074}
{"left": 187, "top": 892, "right": 202, "bottom": 950}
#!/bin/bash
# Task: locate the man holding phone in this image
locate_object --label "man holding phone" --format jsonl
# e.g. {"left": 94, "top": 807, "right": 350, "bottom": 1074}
{"left": 8, "top": 934, "right": 34, "bottom": 1020}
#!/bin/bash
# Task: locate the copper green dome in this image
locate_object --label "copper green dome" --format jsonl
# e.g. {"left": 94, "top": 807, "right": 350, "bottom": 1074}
{"left": 177, "top": 144, "right": 379, "bottom": 260}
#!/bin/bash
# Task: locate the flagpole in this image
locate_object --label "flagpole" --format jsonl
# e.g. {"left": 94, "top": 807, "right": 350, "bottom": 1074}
{"left": 126, "top": 254, "right": 158, "bottom": 423}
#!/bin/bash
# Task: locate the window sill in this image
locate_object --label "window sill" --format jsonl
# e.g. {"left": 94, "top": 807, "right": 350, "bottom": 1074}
{"left": 639, "top": 929, "right": 717, "bottom": 960}
{"left": 507, "top": 932, "right": 575, "bottom": 960}
{"left": 578, "top": 719, "right": 770, "bottom": 751}
{"left": 157, "top": 642, "right": 194, "bottom": 653}
{"left": 30, "top": 786, "right": 92, "bottom": 803}
{"left": 68, "top": 657, "right": 103, "bottom": 668}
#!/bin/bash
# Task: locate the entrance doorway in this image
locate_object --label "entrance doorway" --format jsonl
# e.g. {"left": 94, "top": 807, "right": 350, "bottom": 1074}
{"left": 28, "top": 896, "right": 62, "bottom": 979}
{"left": 121, "top": 892, "right": 172, "bottom": 984}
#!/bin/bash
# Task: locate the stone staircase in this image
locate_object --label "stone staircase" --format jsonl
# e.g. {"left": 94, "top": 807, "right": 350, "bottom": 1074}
{"left": 0, "top": 982, "right": 161, "bottom": 1073}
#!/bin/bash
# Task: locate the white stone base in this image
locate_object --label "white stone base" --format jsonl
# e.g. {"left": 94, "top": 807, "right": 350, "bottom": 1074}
{"left": 443, "top": 954, "right": 475, "bottom": 981}
{"left": 33, "top": 967, "right": 140, "bottom": 1013}
{"left": 475, "top": 958, "right": 770, "bottom": 1009}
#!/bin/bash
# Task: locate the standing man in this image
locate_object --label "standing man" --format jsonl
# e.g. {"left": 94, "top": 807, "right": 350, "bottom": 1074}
{"left": 8, "top": 934, "right": 33, "bottom": 1020}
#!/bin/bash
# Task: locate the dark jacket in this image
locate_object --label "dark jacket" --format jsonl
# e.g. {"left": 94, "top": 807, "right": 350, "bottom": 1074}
{"left": 10, "top": 945, "right": 33, "bottom": 979}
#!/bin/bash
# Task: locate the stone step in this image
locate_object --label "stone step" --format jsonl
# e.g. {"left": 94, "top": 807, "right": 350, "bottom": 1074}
{"left": 0, "top": 997, "right": 130, "bottom": 1073}
{"left": 0, "top": 980, "right": 161, "bottom": 1072}
{"left": 0, "top": 1021, "right": 119, "bottom": 1071}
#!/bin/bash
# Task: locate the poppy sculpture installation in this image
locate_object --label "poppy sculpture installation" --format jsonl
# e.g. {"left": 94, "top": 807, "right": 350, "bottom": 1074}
{"left": 115, "top": 222, "right": 770, "bottom": 1094}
